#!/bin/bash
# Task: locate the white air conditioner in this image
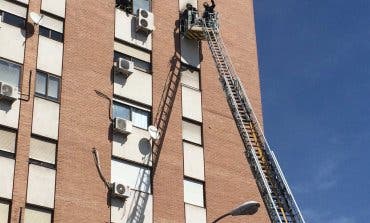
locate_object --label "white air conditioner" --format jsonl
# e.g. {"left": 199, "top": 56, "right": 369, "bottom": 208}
{"left": 112, "top": 182, "right": 131, "bottom": 199}
{"left": 115, "top": 58, "right": 134, "bottom": 78}
{"left": 136, "top": 8, "right": 154, "bottom": 33}
{"left": 0, "top": 82, "right": 17, "bottom": 102}
{"left": 113, "top": 117, "right": 133, "bottom": 135}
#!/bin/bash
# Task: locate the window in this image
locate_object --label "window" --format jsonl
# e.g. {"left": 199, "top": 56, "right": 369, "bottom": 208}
{"left": 133, "top": 0, "right": 150, "bottom": 12}
{"left": 114, "top": 51, "right": 151, "bottom": 73}
{"left": 35, "top": 72, "right": 61, "bottom": 101}
{"left": 0, "top": 129, "right": 16, "bottom": 154}
{"left": 0, "top": 200, "right": 10, "bottom": 223}
{"left": 29, "top": 137, "right": 57, "bottom": 165}
{"left": 0, "top": 11, "right": 25, "bottom": 28}
{"left": 182, "top": 120, "right": 202, "bottom": 145}
{"left": 39, "top": 26, "right": 63, "bottom": 42}
{"left": 26, "top": 164, "right": 56, "bottom": 208}
{"left": 24, "top": 206, "right": 52, "bottom": 223}
{"left": 116, "top": 0, "right": 150, "bottom": 13}
{"left": 0, "top": 59, "right": 21, "bottom": 87}
{"left": 184, "top": 178, "right": 205, "bottom": 207}
{"left": 113, "top": 102, "right": 150, "bottom": 129}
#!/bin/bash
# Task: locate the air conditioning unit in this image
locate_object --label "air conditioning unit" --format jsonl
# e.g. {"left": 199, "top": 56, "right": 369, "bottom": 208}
{"left": 112, "top": 182, "right": 131, "bottom": 199}
{"left": 113, "top": 117, "right": 133, "bottom": 135}
{"left": 0, "top": 82, "right": 17, "bottom": 102}
{"left": 115, "top": 58, "right": 134, "bottom": 77}
{"left": 136, "top": 8, "right": 154, "bottom": 33}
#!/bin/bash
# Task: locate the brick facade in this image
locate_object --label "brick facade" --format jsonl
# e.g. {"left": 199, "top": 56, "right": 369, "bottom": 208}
{"left": 5, "top": 0, "right": 270, "bottom": 222}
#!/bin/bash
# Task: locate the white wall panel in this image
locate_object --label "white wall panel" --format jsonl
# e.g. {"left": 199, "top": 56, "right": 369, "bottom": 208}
{"left": 112, "top": 127, "right": 151, "bottom": 166}
{"left": 0, "top": 23, "right": 25, "bottom": 63}
{"left": 37, "top": 36, "right": 64, "bottom": 76}
{"left": 179, "top": 0, "right": 198, "bottom": 11}
{"left": 115, "top": 9, "right": 152, "bottom": 51}
{"left": 32, "top": 97, "right": 60, "bottom": 140}
{"left": 185, "top": 203, "right": 207, "bottom": 223}
{"left": 183, "top": 142, "right": 204, "bottom": 180}
{"left": 29, "top": 137, "right": 56, "bottom": 164}
{"left": 24, "top": 208, "right": 52, "bottom": 223}
{"left": 114, "top": 69, "right": 152, "bottom": 106}
{"left": 182, "top": 86, "right": 202, "bottom": 122}
{"left": 180, "top": 37, "right": 200, "bottom": 68}
{"left": 0, "top": 129, "right": 16, "bottom": 153}
{"left": 0, "top": 157, "right": 14, "bottom": 199}
{"left": 41, "top": 0, "right": 66, "bottom": 18}
{"left": 38, "top": 15, "right": 64, "bottom": 33}
{"left": 181, "top": 68, "right": 199, "bottom": 89}
{"left": 0, "top": 0, "right": 27, "bottom": 18}
{"left": 27, "top": 164, "right": 55, "bottom": 208}
{"left": 0, "top": 201, "right": 9, "bottom": 223}
{"left": 111, "top": 192, "right": 152, "bottom": 223}
{"left": 0, "top": 99, "right": 20, "bottom": 130}
{"left": 184, "top": 179, "right": 204, "bottom": 207}
{"left": 111, "top": 159, "right": 151, "bottom": 193}
{"left": 114, "top": 42, "right": 151, "bottom": 62}
{"left": 182, "top": 121, "right": 202, "bottom": 145}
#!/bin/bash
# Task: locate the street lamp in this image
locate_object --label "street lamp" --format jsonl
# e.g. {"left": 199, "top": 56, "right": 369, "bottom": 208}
{"left": 212, "top": 201, "right": 260, "bottom": 223}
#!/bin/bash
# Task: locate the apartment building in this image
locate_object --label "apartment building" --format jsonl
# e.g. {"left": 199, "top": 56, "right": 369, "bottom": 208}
{"left": 0, "top": 0, "right": 270, "bottom": 222}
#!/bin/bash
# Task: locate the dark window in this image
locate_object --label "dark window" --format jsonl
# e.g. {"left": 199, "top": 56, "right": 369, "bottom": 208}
{"left": 113, "top": 102, "right": 150, "bottom": 129}
{"left": 0, "top": 11, "right": 25, "bottom": 28}
{"left": 35, "top": 71, "right": 61, "bottom": 101}
{"left": 116, "top": 0, "right": 151, "bottom": 14}
{"left": 39, "top": 26, "right": 63, "bottom": 42}
{"left": 114, "top": 51, "right": 151, "bottom": 73}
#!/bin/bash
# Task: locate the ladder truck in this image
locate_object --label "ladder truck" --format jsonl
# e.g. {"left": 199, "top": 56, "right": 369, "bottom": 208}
{"left": 180, "top": 10, "right": 306, "bottom": 223}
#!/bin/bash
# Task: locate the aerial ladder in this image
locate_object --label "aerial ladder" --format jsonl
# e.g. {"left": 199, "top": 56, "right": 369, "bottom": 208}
{"left": 180, "top": 11, "right": 306, "bottom": 223}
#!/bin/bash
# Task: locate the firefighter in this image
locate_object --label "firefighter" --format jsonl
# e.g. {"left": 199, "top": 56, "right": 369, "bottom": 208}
{"left": 203, "top": 0, "right": 216, "bottom": 20}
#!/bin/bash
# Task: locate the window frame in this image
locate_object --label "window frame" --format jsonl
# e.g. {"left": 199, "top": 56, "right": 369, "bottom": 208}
{"left": 35, "top": 71, "right": 61, "bottom": 102}
{"left": 116, "top": 0, "right": 152, "bottom": 14}
{"left": 114, "top": 51, "right": 152, "bottom": 73}
{"left": 183, "top": 177, "right": 206, "bottom": 208}
{"left": 182, "top": 118, "right": 204, "bottom": 146}
{"left": 113, "top": 101, "right": 151, "bottom": 130}
{"left": 0, "top": 198, "right": 11, "bottom": 223}
{"left": 0, "top": 58, "right": 22, "bottom": 88}
{"left": 39, "top": 26, "right": 64, "bottom": 42}
{"left": 24, "top": 204, "right": 54, "bottom": 223}
{"left": 0, "top": 10, "right": 25, "bottom": 29}
{"left": 29, "top": 134, "right": 58, "bottom": 167}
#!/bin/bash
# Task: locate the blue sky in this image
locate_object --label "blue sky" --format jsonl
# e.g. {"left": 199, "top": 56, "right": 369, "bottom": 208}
{"left": 254, "top": 0, "right": 370, "bottom": 222}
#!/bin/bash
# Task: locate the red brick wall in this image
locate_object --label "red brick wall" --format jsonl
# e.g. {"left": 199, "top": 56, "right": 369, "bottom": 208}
{"left": 152, "top": 0, "right": 186, "bottom": 221}
{"left": 10, "top": 0, "right": 41, "bottom": 221}
{"left": 53, "top": 0, "right": 114, "bottom": 222}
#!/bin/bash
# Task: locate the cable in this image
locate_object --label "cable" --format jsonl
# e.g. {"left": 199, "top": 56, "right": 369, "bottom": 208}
{"left": 94, "top": 90, "right": 113, "bottom": 121}
{"left": 92, "top": 148, "right": 111, "bottom": 189}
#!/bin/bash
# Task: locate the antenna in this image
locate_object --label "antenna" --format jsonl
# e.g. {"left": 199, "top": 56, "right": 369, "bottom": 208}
{"left": 148, "top": 125, "right": 160, "bottom": 140}
{"left": 29, "top": 12, "right": 44, "bottom": 25}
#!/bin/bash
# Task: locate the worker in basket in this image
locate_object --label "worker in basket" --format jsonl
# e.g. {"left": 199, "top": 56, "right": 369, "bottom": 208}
{"left": 203, "top": 0, "right": 216, "bottom": 20}
{"left": 183, "top": 3, "right": 197, "bottom": 25}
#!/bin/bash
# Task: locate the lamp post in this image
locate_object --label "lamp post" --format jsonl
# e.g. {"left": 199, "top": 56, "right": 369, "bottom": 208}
{"left": 212, "top": 201, "right": 260, "bottom": 223}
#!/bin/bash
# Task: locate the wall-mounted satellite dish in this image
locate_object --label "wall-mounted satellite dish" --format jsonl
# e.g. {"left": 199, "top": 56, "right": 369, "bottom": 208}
{"left": 30, "top": 12, "right": 44, "bottom": 25}
{"left": 148, "top": 125, "right": 160, "bottom": 140}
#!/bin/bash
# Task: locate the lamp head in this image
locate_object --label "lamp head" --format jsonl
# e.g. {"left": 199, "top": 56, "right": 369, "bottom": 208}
{"left": 229, "top": 201, "right": 260, "bottom": 216}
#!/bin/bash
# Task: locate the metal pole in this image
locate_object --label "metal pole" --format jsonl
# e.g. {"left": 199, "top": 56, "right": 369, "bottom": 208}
{"left": 212, "top": 213, "right": 231, "bottom": 223}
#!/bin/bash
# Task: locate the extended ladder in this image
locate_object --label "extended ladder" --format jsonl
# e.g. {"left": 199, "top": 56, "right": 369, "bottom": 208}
{"left": 201, "top": 16, "right": 305, "bottom": 223}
